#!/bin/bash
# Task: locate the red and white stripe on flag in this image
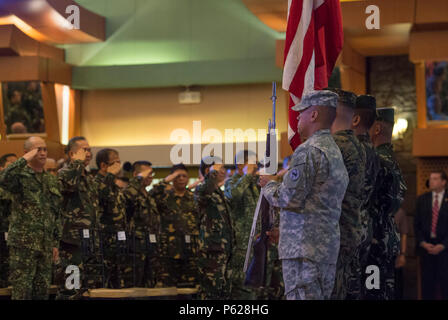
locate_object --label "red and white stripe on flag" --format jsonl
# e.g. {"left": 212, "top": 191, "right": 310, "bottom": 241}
{"left": 282, "top": 0, "right": 343, "bottom": 151}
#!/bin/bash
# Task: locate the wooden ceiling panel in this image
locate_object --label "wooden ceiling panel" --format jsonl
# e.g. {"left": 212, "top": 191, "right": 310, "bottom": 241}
{"left": 0, "top": 0, "right": 105, "bottom": 44}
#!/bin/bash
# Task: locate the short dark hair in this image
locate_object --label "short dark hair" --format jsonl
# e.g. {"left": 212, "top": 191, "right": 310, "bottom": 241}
{"left": 354, "top": 108, "right": 376, "bottom": 129}
{"left": 132, "top": 161, "right": 152, "bottom": 174}
{"left": 431, "top": 170, "right": 448, "bottom": 182}
{"left": 170, "top": 163, "right": 188, "bottom": 174}
{"left": 0, "top": 153, "right": 17, "bottom": 167}
{"left": 96, "top": 148, "right": 118, "bottom": 169}
{"left": 200, "top": 156, "right": 222, "bottom": 176}
{"left": 65, "top": 136, "right": 87, "bottom": 154}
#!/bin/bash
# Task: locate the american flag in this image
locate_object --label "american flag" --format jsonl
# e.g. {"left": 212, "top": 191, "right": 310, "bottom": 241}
{"left": 283, "top": 0, "right": 344, "bottom": 150}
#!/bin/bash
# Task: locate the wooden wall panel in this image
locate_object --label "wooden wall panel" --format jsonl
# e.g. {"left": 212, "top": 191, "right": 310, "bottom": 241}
{"left": 415, "top": 62, "right": 427, "bottom": 129}
{"left": 410, "top": 30, "right": 448, "bottom": 62}
{"left": 41, "top": 82, "right": 60, "bottom": 143}
{"left": 415, "top": 0, "right": 448, "bottom": 24}
{"left": 0, "top": 56, "right": 71, "bottom": 84}
{"left": 0, "top": 25, "right": 65, "bottom": 61}
{"left": 413, "top": 128, "right": 448, "bottom": 157}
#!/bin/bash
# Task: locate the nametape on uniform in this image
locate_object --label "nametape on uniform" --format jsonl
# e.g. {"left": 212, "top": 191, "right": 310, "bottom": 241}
{"left": 149, "top": 234, "right": 157, "bottom": 243}
{"left": 117, "top": 231, "right": 126, "bottom": 241}
{"left": 4, "top": 232, "right": 7, "bottom": 241}
{"left": 83, "top": 229, "right": 90, "bottom": 239}
{"left": 185, "top": 235, "right": 191, "bottom": 243}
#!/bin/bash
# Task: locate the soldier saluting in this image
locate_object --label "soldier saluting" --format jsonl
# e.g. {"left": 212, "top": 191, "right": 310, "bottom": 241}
{"left": 0, "top": 137, "right": 62, "bottom": 300}
{"left": 259, "top": 90, "right": 349, "bottom": 300}
{"left": 56, "top": 136, "right": 102, "bottom": 299}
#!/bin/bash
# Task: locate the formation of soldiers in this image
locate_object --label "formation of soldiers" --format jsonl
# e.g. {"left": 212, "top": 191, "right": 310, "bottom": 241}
{"left": 0, "top": 89, "right": 407, "bottom": 300}
{"left": 0, "top": 137, "right": 283, "bottom": 300}
{"left": 259, "top": 90, "right": 407, "bottom": 300}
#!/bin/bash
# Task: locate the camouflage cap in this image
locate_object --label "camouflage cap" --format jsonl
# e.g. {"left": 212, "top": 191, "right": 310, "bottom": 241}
{"left": 376, "top": 107, "right": 395, "bottom": 124}
{"left": 326, "top": 87, "right": 357, "bottom": 108}
{"left": 355, "top": 95, "right": 376, "bottom": 110}
{"left": 292, "top": 90, "right": 338, "bottom": 111}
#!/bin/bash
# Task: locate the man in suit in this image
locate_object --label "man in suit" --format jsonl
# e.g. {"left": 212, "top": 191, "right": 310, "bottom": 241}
{"left": 415, "top": 170, "right": 448, "bottom": 300}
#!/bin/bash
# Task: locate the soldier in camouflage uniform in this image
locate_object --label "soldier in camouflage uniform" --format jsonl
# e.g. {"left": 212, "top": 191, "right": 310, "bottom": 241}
{"left": 260, "top": 90, "right": 349, "bottom": 300}
{"left": 195, "top": 157, "right": 235, "bottom": 299}
{"left": 56, "top": 137, "right": 102, "bottom": 299}
{"left": 224, "top": 150, "right": 259, "bottom": 300}
{"left": 95, "top": 148, "right": 129, "bottom": 288}
{"left": 150, "top": 164, "right": 199, "bottom": 287}
{"left": 0, "top": 154, "right": 17, "bottom": 288}
{"left": 328, "top": 89, "right": 367, "bottom": 300}
{"left": 366, "top": 108, "right": 407, "bottom": 300}
{"left": 0, "top": 186, "right": 11, "bottom": 288}
{"left": 123, "top": 161, "right": 161, "bottom": 287}
{"left": 0, "top": 137, "right": 62, "bottom": 300}
{"left": 347, "top": 95, "right": 380, "bottom": 300}
{"left": 257, "top": 205, "right": 284, "bottom": 300}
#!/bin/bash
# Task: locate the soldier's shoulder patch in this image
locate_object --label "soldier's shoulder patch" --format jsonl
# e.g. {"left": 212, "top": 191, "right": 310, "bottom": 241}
{"left": 290, "top": 168, "right": 299, "bottom": 181}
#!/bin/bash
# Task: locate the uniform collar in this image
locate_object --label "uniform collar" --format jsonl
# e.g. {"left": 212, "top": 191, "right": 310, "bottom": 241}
{"left": 376, "top": 142, "right": 393, "bottom": 151}
{"left": 334, "top": 129, "right": 354, "bottom": 136}
{"left": 307, "top": 128, "right": 331, "bottom": 142}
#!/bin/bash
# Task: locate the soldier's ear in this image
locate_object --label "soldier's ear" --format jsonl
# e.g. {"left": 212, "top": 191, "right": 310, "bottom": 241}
{"left": 352, "top": 114, "right": 361, "bottom": 127}
{"left": 375, "top": 122, "right": 382, "bottom": 135}
{"left": 310, "top": 110, "right": 319, "bottom": 122}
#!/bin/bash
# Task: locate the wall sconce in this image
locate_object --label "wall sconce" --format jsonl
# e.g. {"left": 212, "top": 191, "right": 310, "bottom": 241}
{"left": 392, "top": 118, "right": 408, "bottom": 139}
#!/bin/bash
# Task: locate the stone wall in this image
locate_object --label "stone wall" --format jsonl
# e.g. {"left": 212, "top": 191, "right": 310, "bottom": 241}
{"left": 368, "top": 55, "right": 418, "bottom": 299}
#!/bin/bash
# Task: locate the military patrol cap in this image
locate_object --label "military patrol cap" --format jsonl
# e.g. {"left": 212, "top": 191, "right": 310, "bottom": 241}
{"left": 376, "top": 107, "right": 395, "bottom": 124}
{"left": 326, "top": 87, "right": 357, "bottom": 108}
{"left": 292, "top": 90, "right": 339, "bottom": 111}
{"left": 355, "top": 95, "right": 376, "bottom": 111}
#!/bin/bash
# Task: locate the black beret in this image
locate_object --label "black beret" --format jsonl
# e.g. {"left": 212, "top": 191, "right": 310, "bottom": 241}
{"left": 355, "top": 95, "right": 376, "bottom": 111}
{"left": 326, "top": 87, "right": 357, "bottom": 108}
{"left": 376, "top": 107, "right": 395, "bottom": 124}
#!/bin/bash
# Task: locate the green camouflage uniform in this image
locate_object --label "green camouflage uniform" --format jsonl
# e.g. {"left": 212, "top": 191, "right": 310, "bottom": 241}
{"left": 0, "top": 186, "right": 12, "bottom": 287}
{"left": 95, "top": 172, "right": 129, "bottom": 289}
{"left": 346, "top": 133, "right": 380, "bottom": 299}
{"left": 331, "top": 130, "right": 366, "bottom": 300}
{"left": 194, "top": 171, "right": 235, "bottom": 299}
{"left": 366, "top": 143, "right": 406, "bottom": 300}
{"left": 123, "top": 177, "right": 161, "bottom": 287}
{"left": 56, "top": 160, "right": 102, "bottom": 299}
{"left": 224, "top": 172, "right": 259, "bottom": 300}
{"left": 257, "top": 205, "right": 284, "bottom": 300}
{"left": 0, "top": 158, "right": 62, "bottom": 300}
{"left": 150, "top": 181, "right": 199, "bottom": 287}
